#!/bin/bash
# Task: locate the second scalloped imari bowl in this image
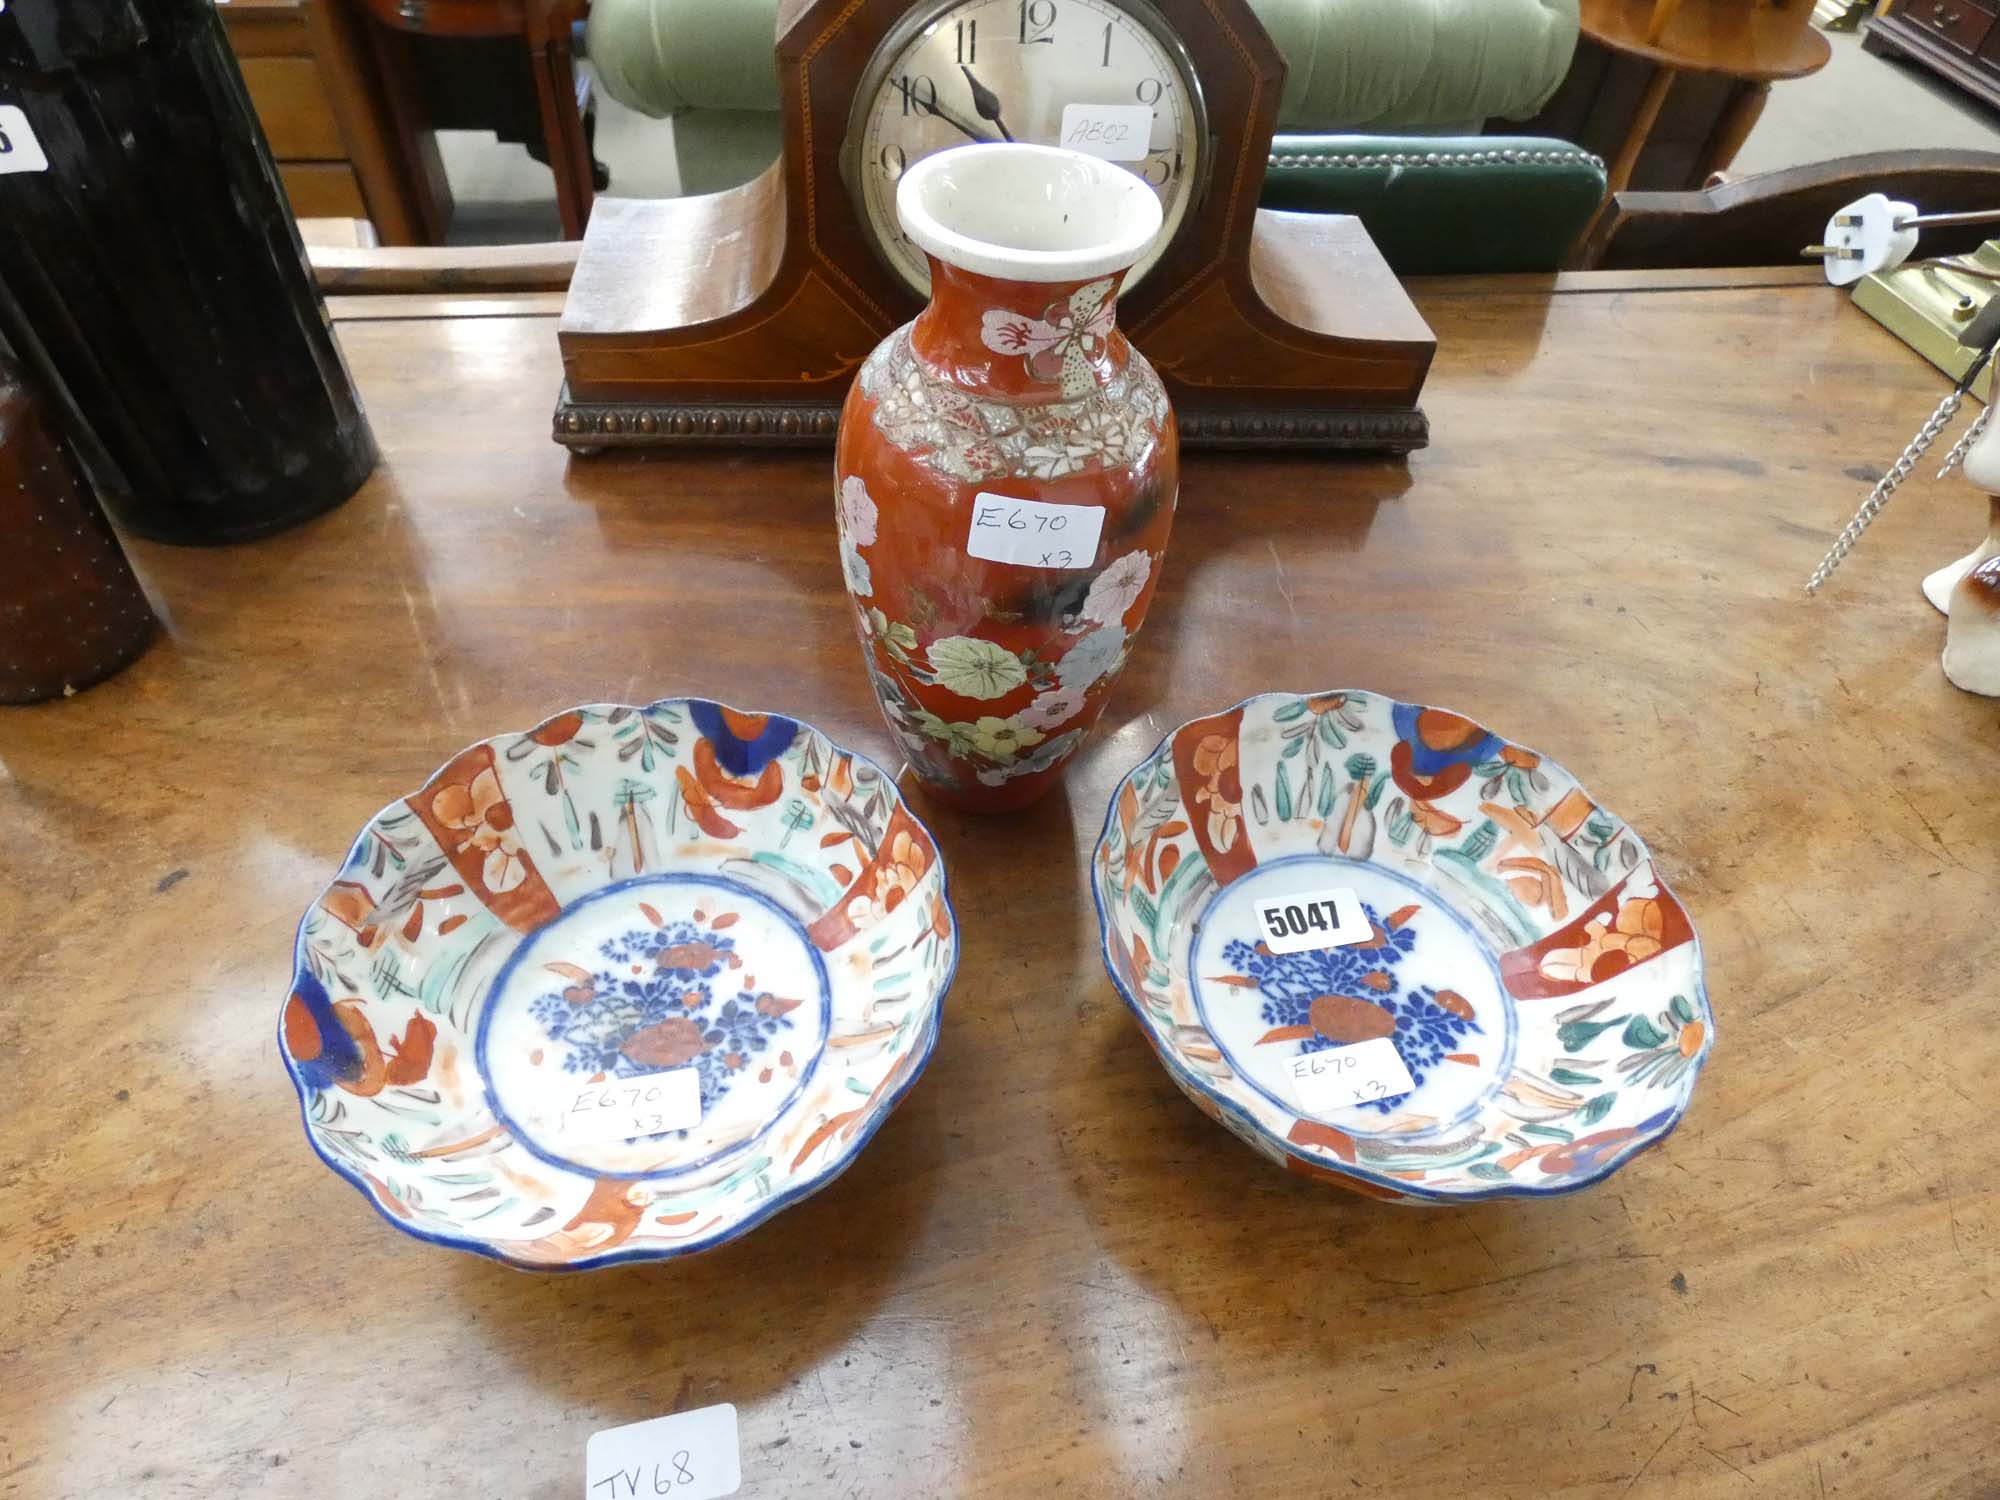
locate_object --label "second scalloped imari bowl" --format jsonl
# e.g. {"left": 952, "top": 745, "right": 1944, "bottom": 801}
{"left": 1091, "top": 691, "right": 1713, "bottom": 1203}
{"left": 280, "top": 700, "right": 956, "bottom": 1269}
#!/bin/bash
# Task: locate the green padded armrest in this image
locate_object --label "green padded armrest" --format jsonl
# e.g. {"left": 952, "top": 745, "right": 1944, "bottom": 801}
{"left": 1248, "top": 0, "right": 1579, "bottom": 130}
{"left": 585, "top": 0, "right": 1578, "bottom": 133}
{"left": 587, "top": 0, "right": 780, "bottom": 116}
{"left": 1262, "top": 134, "right": 1605, "bottom": 274}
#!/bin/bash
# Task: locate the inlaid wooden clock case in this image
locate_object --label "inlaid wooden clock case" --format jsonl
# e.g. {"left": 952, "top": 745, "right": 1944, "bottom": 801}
{"left": 552, "top": 0, "right": 1435, "bottom": 453}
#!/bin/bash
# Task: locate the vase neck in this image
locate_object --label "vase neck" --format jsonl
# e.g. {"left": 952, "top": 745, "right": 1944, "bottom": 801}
{"left": 910, "top": 258, "right": 1131, "bottom": 404}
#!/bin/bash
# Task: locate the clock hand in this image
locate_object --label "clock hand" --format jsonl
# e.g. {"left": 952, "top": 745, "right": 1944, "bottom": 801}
{"left": 920, "top": 95, "right": 995, "bottom": 146}
{"left": 958, "top": 64, "right": 1015, "bottom": 142}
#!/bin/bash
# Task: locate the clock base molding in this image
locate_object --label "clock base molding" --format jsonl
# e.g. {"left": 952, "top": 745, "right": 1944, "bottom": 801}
{"left": 1174, "top": 404, "right": 1428, "bottom": 452}
{"left": 553, "top": 393, "right": 844, "bottom": 448}
{"left": 552, "top": 390, "right": 1428, "bottom": 455}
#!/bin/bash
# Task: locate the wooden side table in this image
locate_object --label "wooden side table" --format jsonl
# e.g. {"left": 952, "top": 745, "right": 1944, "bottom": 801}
{"left": 219, "top": 0, "right": 451, "bottom": 243}
{"left": 350, "top": 0, "right": 598, "bottom": 240}
{"left": 1524, "top": 0, "right": 1832, "bottom": 198}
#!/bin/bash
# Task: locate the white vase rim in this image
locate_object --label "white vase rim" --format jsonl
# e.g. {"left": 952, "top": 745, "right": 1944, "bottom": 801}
{"left": 896, "top": 143, "right": 1165, "bottom": 285}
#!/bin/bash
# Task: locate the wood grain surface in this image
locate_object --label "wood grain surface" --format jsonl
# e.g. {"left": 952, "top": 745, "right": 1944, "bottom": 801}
{"left": 274, "top": 160, "right": 370, "bottom": 221}
{"left": 311, "top": 239, "right": 580, "bottom": 293}
{"left": 238, "top": 55, "right": 348, "bottom": 160}
{"left": 1581, "top": 0, "right": 1831, "bottom": 80}
{"left": 1585, "top": 149, "right": 2000, "bottom": 271}
{"left": 3, "top": 272, "right": 1997, "bottom": 1499}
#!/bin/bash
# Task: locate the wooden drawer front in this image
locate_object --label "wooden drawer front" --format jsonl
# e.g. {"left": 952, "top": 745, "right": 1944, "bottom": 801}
{"left": 279, "top": 162, "right": 368, "bottom": 219}
{"left": 240, "top": 55, "right": 345, "bottom": 159}
{"left": 219, "top": 0, "right": 309, "bottom": 59}
{"left": 1897, "top": 0, "right": 1996, "bottom": 53}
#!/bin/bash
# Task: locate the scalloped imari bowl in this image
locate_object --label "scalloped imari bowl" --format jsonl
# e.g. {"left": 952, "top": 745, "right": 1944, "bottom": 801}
{"left": 1092, "top": 691, "right": 1712, "bottom": 1203}
{"left": 280, "top": 700, "right": 957, "bottom": 1269}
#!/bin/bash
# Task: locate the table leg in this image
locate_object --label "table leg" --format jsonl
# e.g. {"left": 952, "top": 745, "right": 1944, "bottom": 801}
{"left": 354, "top": 7, "right": 454, "bottom": 244}
{"left": 1572, "top": 61, "right": 1677, "bottom": 267}
{"left": 1605, "top": 62, "right": 1676, "bottom": 198}
{"left": 525, "top": 6, "right": 594, "bottom": 239}
{"left": 1701, "top": 80, "right": 1770, "bottom": 181}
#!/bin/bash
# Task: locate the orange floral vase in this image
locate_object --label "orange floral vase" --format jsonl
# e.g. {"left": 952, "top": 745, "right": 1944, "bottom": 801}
{"left": 835, "top": 144, "right": 1178, "bottom": 814}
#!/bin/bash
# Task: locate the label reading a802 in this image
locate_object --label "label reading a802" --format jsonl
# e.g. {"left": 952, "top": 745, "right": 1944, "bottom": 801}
{"left": 1253, "top": 887, "right": 1372, "bottom": 955}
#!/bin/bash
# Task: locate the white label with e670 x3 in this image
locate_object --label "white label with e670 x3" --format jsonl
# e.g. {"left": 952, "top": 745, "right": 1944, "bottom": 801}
{"left": 1289, "top": 1036, "right": 1418, "bottom": 1114}
{"left": 966, "top": 493, "right": 1105, "bottom": 569}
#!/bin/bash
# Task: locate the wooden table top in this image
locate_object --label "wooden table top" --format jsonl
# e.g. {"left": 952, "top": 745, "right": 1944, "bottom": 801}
{"left": 1580, "top": 0, "right": 1831, "bottom": 81}
{"left": 4, "top": 267, "right": 1995, "bottom": 1499}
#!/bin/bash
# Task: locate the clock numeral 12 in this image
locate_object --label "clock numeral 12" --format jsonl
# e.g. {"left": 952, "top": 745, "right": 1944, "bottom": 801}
{"left": 1019, "top": 0, "right": 1056, "bottom": 44}
{"left": 956, "top": 18, "right": 976, "bottom": 63}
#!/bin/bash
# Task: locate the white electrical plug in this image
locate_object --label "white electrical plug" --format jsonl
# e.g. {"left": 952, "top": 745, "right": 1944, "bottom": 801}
{"left": 1809, "top": 193, "right": 1921, "bottom": 286}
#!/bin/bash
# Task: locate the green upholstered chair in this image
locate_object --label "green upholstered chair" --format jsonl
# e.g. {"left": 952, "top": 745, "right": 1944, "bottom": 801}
{"left": 1264, "top": 136, "right": 1606, "bottom": 274}
{"left": 585, "top": 0, "right": 1602, "bottom": 272}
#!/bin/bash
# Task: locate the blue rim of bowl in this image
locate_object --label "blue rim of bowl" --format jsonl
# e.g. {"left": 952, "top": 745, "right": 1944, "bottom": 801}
{"left": 1087, "top": 689, "right": 1715, "bottom": 1205}
{"left": 278, "top": 698, "right": 960, "bottom": 1271}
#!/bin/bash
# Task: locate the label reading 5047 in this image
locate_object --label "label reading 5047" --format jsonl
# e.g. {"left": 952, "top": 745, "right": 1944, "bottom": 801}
{"left": 1253, "top": 887, "right": 1372, "bottom": 955}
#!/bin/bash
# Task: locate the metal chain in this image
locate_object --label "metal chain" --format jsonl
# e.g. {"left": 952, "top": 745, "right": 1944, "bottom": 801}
{"left": 1936, "top": 400, "right": 1994, "bottom": 481}
{"left": 1804, "top": 389, "right": 1964, "bottom": 593}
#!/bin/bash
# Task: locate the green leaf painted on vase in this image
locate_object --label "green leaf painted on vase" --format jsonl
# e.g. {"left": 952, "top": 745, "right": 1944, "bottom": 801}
{"left": 1272, "top": 700, "right": 1308, "bottom": 722}
{"left": 1467, "top": 1162, "right": 1512, "bottom": 1182}
{"left": 1550, "top": 1067, "right": 1601, "bottom": 1087}
{"left": 1670, "top": 994, "right": 1696, "bottom": 1026}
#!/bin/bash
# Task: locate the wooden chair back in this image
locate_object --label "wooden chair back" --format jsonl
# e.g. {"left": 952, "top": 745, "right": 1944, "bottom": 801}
{"left": 1582, "top": 149, "right": 2000, "bottom": 268}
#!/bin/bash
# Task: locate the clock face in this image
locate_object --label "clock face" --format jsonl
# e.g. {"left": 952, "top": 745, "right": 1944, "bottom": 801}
{"left": 847, "top": 0, "right": 1207, "bottom": 295}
